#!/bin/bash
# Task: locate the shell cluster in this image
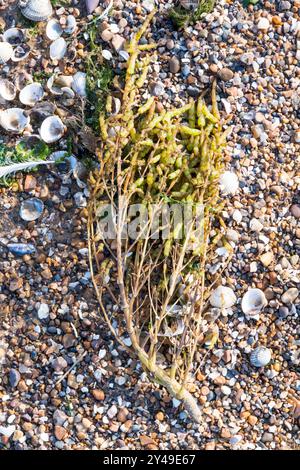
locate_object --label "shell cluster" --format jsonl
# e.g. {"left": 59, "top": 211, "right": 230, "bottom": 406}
{"left": 0, "top": 4, "right": 86, "bottom": 143}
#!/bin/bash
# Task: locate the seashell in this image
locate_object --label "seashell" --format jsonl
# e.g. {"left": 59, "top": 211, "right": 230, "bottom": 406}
{"left": 180, "top": 0, "right": 200, "bottom": 10}
{"left": 64, "top": 15, "right": 77, "bottom": 35}
{"left": 19, "top": 83, "right": 44, "bottom": 106}
{"left": 72, "top": 72, "right": 87, "bottom": 97}
{"left": 0, "top": 41, "right": 13, "bottom": 64}
{"left": 0, "top": 108, "right": 30, "bottom": 133}
{"left": 19, "top": 0, "right": 53, "bottom": 22}
{"left": 46, "top": 19, "right": 63, "bottom": 41}
{"left": 20, "top": 198, "right": 44, "bottom": 221}
{"left": 111, "top": 96, "right": 121, "bottom": 116}
{"left": 85, "top": 0, "right": 100, "bottom": 14}
{"left": 250, "top": 346, "right": 272, "bottom": 367}
{"left": 49, "top": 151, "right": 69, "bottom": 161}
{"left": 11, "top": 44, "right": 30, "bottom": 62}
{"left": 209, "top": 286, "right": 237, "bottom": 309}
{"left": 3, "top": 28, "right": 26, "bottom": 46}
{"left": 241, "top": 288, "right": 267, "bottom": 317}
{"left": 39, "top": 115, "right": 66, "bottom": 143}
{"left": 219, "top": 171, "right": 239, "bottom": 195}
{"left": 0, "top": 79, "right": 16, "bottom": 101}
{"left": 47, "top": 74, "right": 73, "bottom": 95}
{"left": 50, "top": 37, "right": 67, "bottom": 61}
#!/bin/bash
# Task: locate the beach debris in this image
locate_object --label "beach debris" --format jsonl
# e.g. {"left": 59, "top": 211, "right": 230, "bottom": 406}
{"left": 250, "top": 346, "right": 272, "bottom": 367}
{"left": 20, "top": 197, "right": 44, "bottom": 221}
{"left": 241, "top": 288, "right": 268, "bottom": 318}
{"left": 0, "top": 41, "right": 13, "bottom": 64}
{"left": 219, "top": 171, "right": 239, "bottom": 195}
{"left": 209, "top": 286, "right": 237, "bottom": 309}
{"left": 50, "top": 37, "right": 67, "bottom": 61}
{"left": 19, "top": 83, "right": 44, "bottom": 107}
{"left": 0, "top": 108, "right": 30, "bottom": 133}
{"left": 39, "top": 116, "right": 66, "bottom": 143}
{"left": 0, "top": 79, "right": 17, "bottom": 102}
{"left": 19, "top": 0, "right": 53, "bottom": 22}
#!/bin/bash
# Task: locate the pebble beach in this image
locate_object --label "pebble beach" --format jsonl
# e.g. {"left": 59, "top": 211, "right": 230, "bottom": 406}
{"left": 0, "top": 0, "right": 299, "bottom": 450}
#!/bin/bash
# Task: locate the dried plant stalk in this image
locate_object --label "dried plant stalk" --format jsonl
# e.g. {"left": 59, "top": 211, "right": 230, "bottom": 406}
{"left": 88, "top": 11, "right": 228, "bottom": 422}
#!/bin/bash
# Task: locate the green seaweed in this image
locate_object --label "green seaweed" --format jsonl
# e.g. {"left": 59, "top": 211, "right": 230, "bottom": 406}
{"left": 169, "top": 0, "right": 216, "bottom": 29}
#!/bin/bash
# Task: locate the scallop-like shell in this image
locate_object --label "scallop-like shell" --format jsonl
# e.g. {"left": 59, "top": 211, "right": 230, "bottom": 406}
{"left": 220, "top": 171, "right": 239, "bottom": 195}
{"left": 0, "top": 79, "right": 16, "bottom": 101}
{"left": 50, "top": 37, "right": 67, "bottom": 61}
{"left": 46, "top": 19, "right": 63, "bottom": 41}
{"left": 3, "top": 28, "right": 25, "bottom": 46}
{"left": 11, "top": 44, "right": 30, "bottom": 62}
{"left": 0, "top": 108, "right": 30, "bottom": 133}
{"left": 20, "top": 198, "right": 44, "bottom": 222}
{"left": 19, "top": 0, "right": 53, "bottom": 22}
{"left": 19, "top": 83, "right": 44, "bottom": 106}
{"left": 250, "top": 346, "right": 272, "bottom": 367}
{"left": 64, "top": 15, "right": 77, "bottom": 35}
{"left": 241, "top": 288, "right": 267, "bottom": 317}
{"left": 39, "top": 115, "right": 66, "bottom": 143}
{"left": 72, "top": 72, "right": 87, "bottom": 97}
{"left": 209, "top": 286, "right": 237, "bottom": 309}
{"left": 0, "top": 41, "right": 13, "bottom": 64}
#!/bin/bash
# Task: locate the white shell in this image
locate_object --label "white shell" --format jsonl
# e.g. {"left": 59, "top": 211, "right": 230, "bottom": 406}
{"left": 39, "top": 116, "right": 66, "bottom": 143}
{"left": 11, "top": 44, "right": 30, "bottom": 62}
{"left": 220, "top": 171, "right": 239, "bottom": 195}
{"left": 19, "top": 83, "right": 44, "bottom": 106}
{"left": 250, "top": 347, "right": 272, "bottom": 367}
{"left": 241, "top": 288, "right": 267, "bottom": 317}
{"left": 72, "top": 72, "right": 87, "bottom": 97}
{"left": 46, "top": 19, "right": 63, "bottom": 41}
{"left": 0, "top": 79, "right": 17, "bottom": 101}
{"left": 0, "top": 108, "right": 30, "bottom": 133}
{"left": 60, "top": 87, "right": 75, "bottom": 106}
{"left": 3, "top": 28, "right": 25, "bottom": 46}
{"left": 19, "top": 0, "right": 53, "bottom": 22}
{"left": 209, "top": 286, "right": 237, "bottom": 309}
{"left": 0, "top": 41, "right": 13, "bottom": 64}
{"left": 64, "top": 15, "right": 77, "bottom": 35}
{"left": 50, "top": 38, "right": 67, "bottom": 61}
{"left": 111, "top": 96, "right": 121, "bottom": 116}
{"left": 47, "top": 74, "right": 73, "bottom": 95}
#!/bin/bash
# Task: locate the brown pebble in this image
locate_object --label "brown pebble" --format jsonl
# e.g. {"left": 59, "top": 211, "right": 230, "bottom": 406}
{"left": 92, "top": 389, "right": 105, "bottom": 401}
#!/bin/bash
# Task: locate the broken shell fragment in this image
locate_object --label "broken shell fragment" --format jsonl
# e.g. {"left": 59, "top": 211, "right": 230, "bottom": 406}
{"left": 72, "top": 72, "right": 87, "bottom": 97}
{"left": 50, "top": 37, "right": 67, "bottom": 61}
{"left": 85, "top": 0, "right": 100, "bottom": 15}
{"left": 0, "top": 41, "right": 14, "bottom": 64}
{"left": 220, "top": 171, "right": 239, "bottom": 195}
{"left": 46, "top": 19, "right": 63, "bottom": 41}
{"left": 3, "top": 28, "right": 26, "bottom": 46}
{"left": 47, "top": 74, "right": 73, "bottom": 95}
{"left": 250, "top": 346, "right": 272, "bottom": 367}
{"left": 39, "top": 115, "right": 66, "bottom": 143}
{"left": 20, "top": 197, "right": 44, "bottom": 221}
{"left": 19, "top": 83, "right": 44, "bottom": 106}
{"left": 241, "top": 288, "right": 267, "bottom": 317}
{"left": 209, "top": 286, "right": 237, "bottom": 309}
{"left": 0, "top": 108, "right": 30, "bottom": 133}
{"left": 19, "top": 0, "right": 53, "bottom": 22}
{"left": 11, "top": 44, "right": 30, "bottom": 62}
{"left": 0, "top": 79, "right": 17, "bottom": 101}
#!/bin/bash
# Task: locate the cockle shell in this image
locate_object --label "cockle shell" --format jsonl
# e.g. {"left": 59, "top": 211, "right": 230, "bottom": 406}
{"left": 0, "top": 41, "right": 13, "bottom": 64}
{"left": 180, "top": 0, "right": 199, "bottom": 10}
{"left": 241, "top": 288, "right": 267, "bottom": 317}
{"left": 3, "top": 28, "right": 25, "bottom": 46}
{"left": 19, "top": 0, "right": 53, "bottom": 22}
{"left": 85, "top": 0, "right": 100, "bottom": 14}
{"left": 20, "top": 198, "right": 44, "bottom": 221}
{"left": 19, "top": 83, "right": 44, "bottom": 106}
{"left": 0, "top": 108, "right": 30, "bottom": 133}
{"left": 0, "top": 79, "right": 16, "bottom": 101}
{"left": 39, "top": 115, "right": 66, "bottom": 143}
{"left": 50, "top": 38, "right": 67, "bottom": 61}
{"left": 220, "top": 171, "right": 239, "bottom": 195}
{"left": 11, "top": 44, "right": 30, "bottom": 62}
{"left": 209, "top": 286, "right": 237, "bottom": 309}
{"left": 47, "top": 74, "right": 73, "bottom": 95}
{"left": 46, "top": 19, "right": 63, "bottom": 41}
{"left": 72, "top": 72, "right": 87, "bottom": 97}
{"left": 250, "top": 346, "right": 272, "bottom": 367}
{"left": 64, "top": 15, "right": 77, "bottom": 35}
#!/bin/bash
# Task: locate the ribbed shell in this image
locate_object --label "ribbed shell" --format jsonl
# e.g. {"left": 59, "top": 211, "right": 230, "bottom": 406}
{"left": 250, "top": 347, "right": 272, "bottom": 367}
{"left": 19, "top": 0, "right": 53, "bottom": 22}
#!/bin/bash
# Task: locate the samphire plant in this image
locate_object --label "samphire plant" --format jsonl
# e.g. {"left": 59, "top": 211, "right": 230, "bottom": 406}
{"left": 88, "top": 11, "right": 230, "bottom": 422}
